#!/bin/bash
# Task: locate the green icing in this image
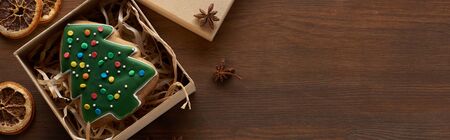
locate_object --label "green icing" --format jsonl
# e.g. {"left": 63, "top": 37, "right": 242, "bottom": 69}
{"left": 60, "top": 23, "right": 157, "bottom": 123}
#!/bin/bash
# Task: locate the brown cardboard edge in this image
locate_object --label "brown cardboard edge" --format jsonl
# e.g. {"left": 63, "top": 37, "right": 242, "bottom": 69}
{"left": 114, "top": 81, "right": 195, "bottom": 139}
{"left": 14, "top": 0, "right": 197, "bottom": 139}
{"left": 14, "top": 0, "right": 95, "bottom": 138}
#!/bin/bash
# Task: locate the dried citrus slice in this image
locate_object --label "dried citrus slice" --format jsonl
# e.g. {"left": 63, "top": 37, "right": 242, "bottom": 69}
{"left": 0, "top": 0, "right": 43, "bottom": 39}
{"left": 40, "top": 0, "right": 61, "bottom": 23}
{"left": 0, "top": 81, "right": 34, "bottom": 135}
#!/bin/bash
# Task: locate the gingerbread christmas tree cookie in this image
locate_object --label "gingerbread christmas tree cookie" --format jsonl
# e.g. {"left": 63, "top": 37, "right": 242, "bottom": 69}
{"left": 60, "top": 21, "right": 158, "bottom": 123}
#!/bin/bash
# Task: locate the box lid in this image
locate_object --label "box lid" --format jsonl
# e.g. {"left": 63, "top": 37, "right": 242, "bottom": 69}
{"left": 137, "top": 0, "right": 234, "bottom": 41}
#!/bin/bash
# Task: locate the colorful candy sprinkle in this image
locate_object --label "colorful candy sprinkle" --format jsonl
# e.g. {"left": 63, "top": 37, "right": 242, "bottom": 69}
{"left": 90, "top": 40, "right": 97, "bottom": 46}
{"left": 101, "top": 72, "right": 108, "bottom": 78}
{"left": 114, "top": 61, "right": 121, "bottom": 68}
{"left": 100, "top": 88, "right": 107, "bottom": 94}
{"left": 114, "top": 93, "right": 120, "bottom": 100}
{"left": 128, "top": 70, "right": 135, "bottom": 76}
{"left": 84, "top": 29, "right": 91, "bottom": 36}
{"left": 107, "top": 94, "right": 114, "bottom": 101}
{"left": 107, "top": 52, "right": 114, "bottom": 59}
{"left": 98, "top": 26, "right": 104, "bottom": 32}
{"left": 84, "top": 104, "right": 90, "bottom": 110}
{"left": 79, "top": 62, "right": 86, "bottom": 68}
{"left": 70, "top": 61, "right": 77, "bottom": 68}
{"left": 67, "top": 38, "right": 73, "bottom": 44}
{"left": 108, "top": 76, "right": 114, "bottom": 83}
{"left": 63, "top": 52, "right": 70, "bottom": 59}
{"left": 81, "top": 43, "right": 88, "bottom": 50}
{"left": 80, "top": 83, "right": 86, "bottom": 88}
{"left": 91, "top": 52, "right": 98, "bottom": 58}
{"left": 82, "top": 73, "right": 89, "bottom": 80}
{"left": 138, "top": 70, "right": 145, "bottom": 77}
{"left": 77, "top": 52, "right": 83, "bottom": 59}
{"left": 95, "top": 108, "right": 101, "bottom": 115}
{"left": 67, "top": 30, "right": 74, "bottom": 36}
{"left": 98, "top": 60, "right": 104, "bottom": 66}
{"left": 91, "top": 93, "right": 97, "bottom": 100}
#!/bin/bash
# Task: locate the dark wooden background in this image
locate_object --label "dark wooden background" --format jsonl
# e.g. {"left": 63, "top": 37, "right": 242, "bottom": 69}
{"left": 2, "top": 0, "right": 450, "bottom": 139}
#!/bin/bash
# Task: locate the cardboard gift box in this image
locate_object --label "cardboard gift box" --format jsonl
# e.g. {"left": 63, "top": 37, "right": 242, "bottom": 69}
{"left": 137, "top": 0, "right": 235, "bottom": 41}
{"left": 13, "top": 0, "right": 196, "bottom": 139}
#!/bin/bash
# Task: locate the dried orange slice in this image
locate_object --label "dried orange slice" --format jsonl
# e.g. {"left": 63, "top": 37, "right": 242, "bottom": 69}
{"left": 40, "top": 0, "right": 61, "bottom": 23}
{"left": 0, "top": 0, "right": 43, "bottom": 39}
{"left": 0, "top": 81, "right": 34, "bottom": 135}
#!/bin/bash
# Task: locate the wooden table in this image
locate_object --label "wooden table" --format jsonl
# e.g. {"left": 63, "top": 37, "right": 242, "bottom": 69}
{"left": 2, "top": 0, "right": 450, "bottom": 139}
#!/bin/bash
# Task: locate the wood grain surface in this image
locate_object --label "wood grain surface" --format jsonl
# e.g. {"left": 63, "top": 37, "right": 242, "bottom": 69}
{"left": 2, "top": 0, "right": 450, "bottom": 139}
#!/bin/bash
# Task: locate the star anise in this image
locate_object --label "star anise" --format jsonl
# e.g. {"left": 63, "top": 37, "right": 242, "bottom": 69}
{"left": 194, "top": 3, "right": 220, "bottom": 29}
{"left": 214, "top": 59, "right": 242, "bottom": 83}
